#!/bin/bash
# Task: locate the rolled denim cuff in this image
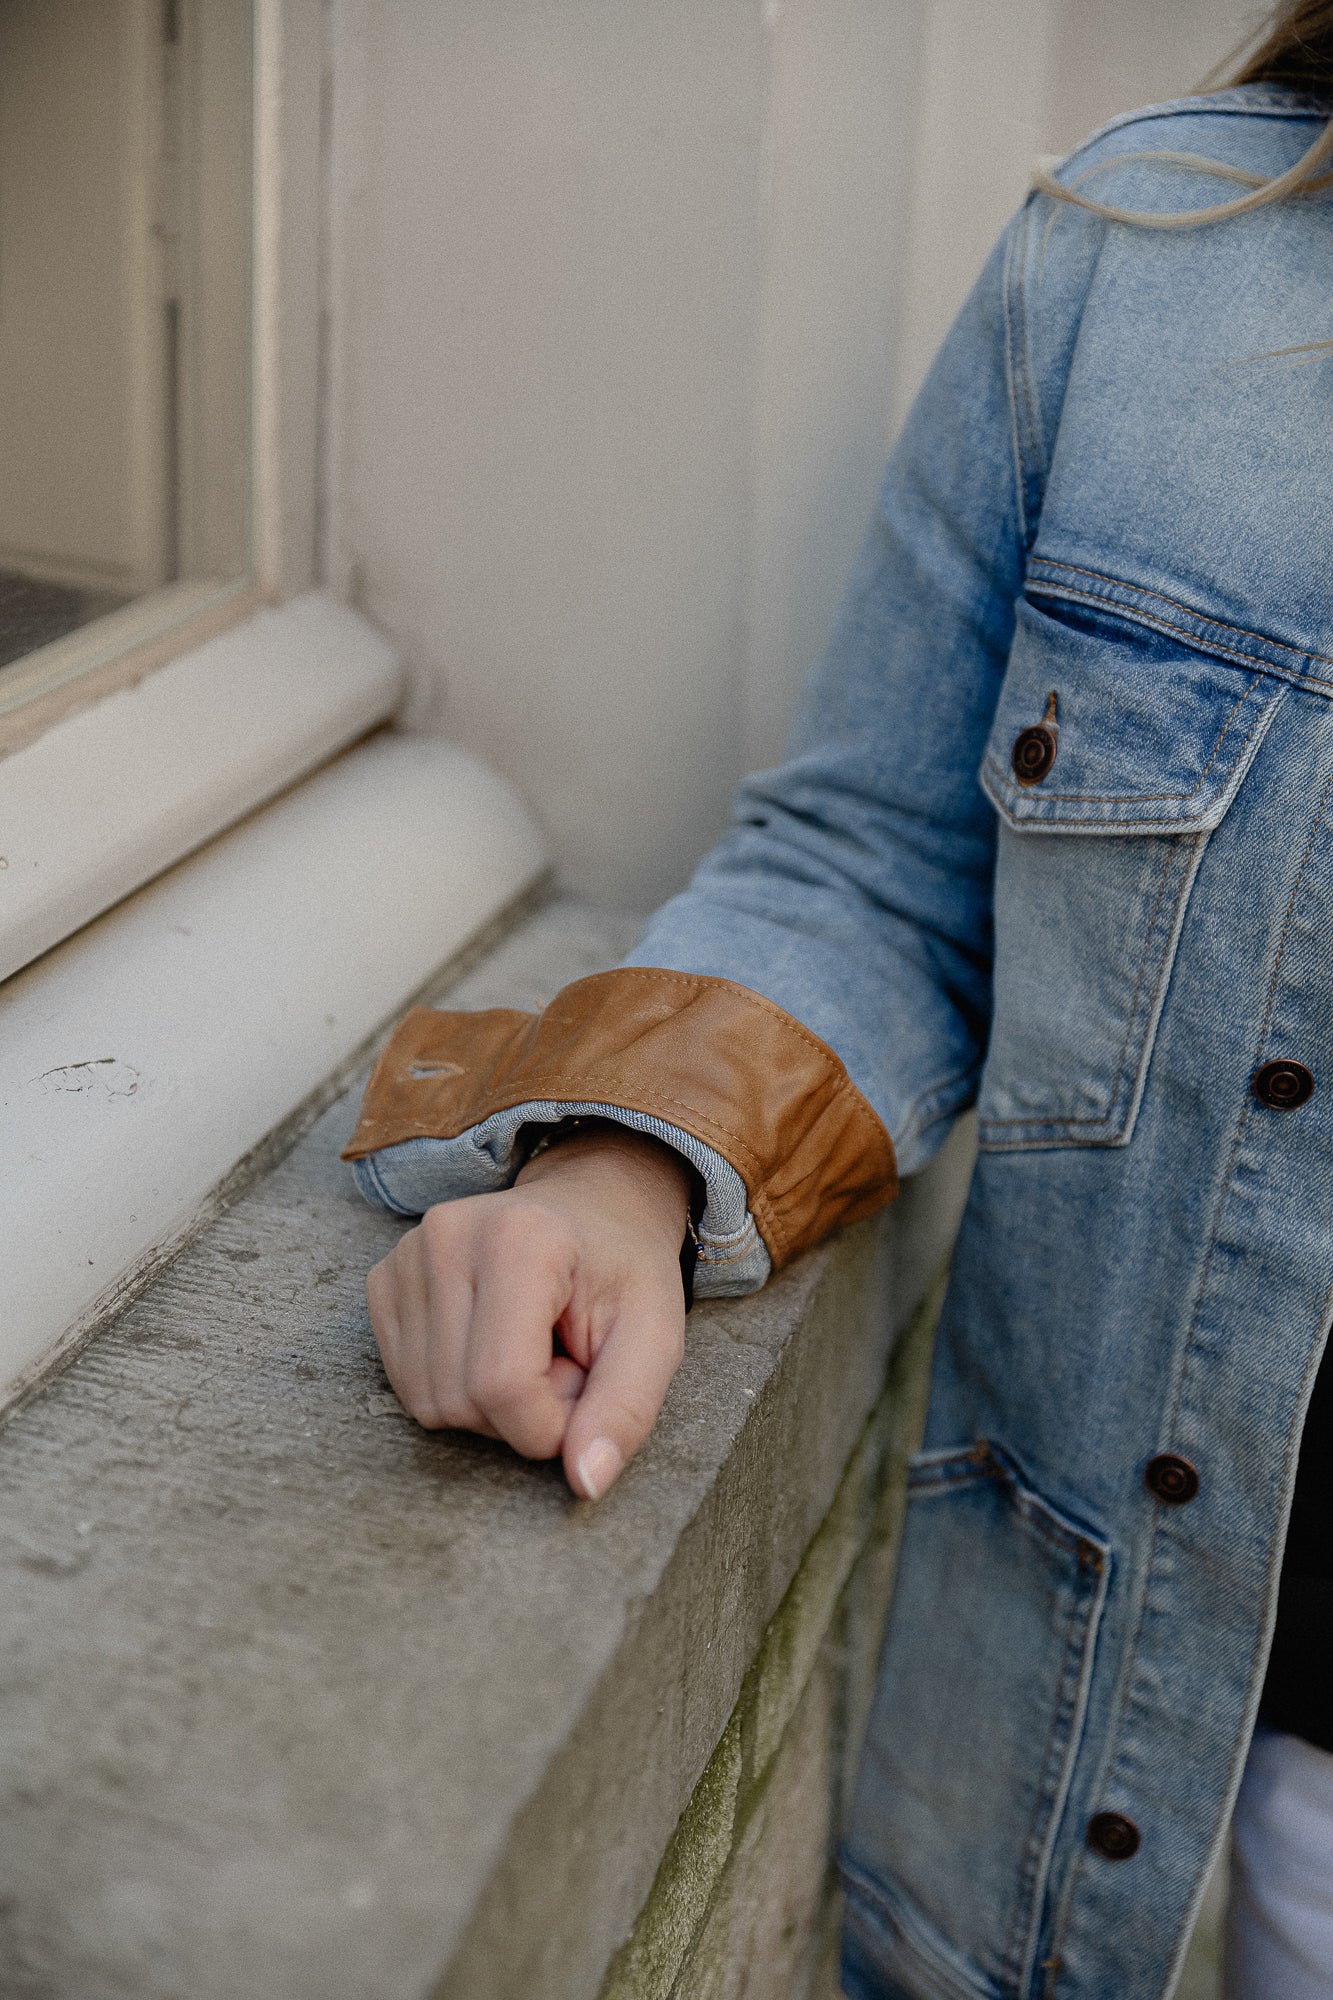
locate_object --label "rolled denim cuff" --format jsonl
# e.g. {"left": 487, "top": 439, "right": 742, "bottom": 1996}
{"left": 344, "top": 969, "right": 896, "bottom": 1288}
{"left": 350, "top": 1098, "right": 771, "bottom": 1297}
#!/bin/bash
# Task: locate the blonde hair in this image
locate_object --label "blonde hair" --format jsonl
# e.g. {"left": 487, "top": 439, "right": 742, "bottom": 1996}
{"left": 1034, "top": 0, "right": 1333, "bottom": 229}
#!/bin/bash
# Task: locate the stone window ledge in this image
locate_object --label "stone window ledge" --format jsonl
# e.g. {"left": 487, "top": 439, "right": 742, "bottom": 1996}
{"left": 0, "top": 723, "right": 546, "bottom": 1409}
{"left": 0, "top": 594, "right": 405, "bottom": 986}
{"left": 0, "top": 899, "right": 975, "bottom": 2000}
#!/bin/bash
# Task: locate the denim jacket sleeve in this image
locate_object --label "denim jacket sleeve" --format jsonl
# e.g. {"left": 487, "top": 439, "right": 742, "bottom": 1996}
{"left": 344, "top": 202, "right": 1097, "bottom": 1293}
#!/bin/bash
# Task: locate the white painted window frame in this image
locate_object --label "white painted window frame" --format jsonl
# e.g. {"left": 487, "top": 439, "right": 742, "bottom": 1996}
{"left": 1, "top": 733, "right": 545, "bottom": 1410}
{"left": 0, "top": 2, "right": 365, "bottom": 958}
{"left": 1, "top": 0, "right": 551, "bottom": 1411}
{"left": 0, "top": 592, "right": 404, "bottom": 983}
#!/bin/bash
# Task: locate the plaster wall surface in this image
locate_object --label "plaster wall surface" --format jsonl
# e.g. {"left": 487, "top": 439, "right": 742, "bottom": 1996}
{"left": 333, "top": 0, "right": 919, "bottom": 904}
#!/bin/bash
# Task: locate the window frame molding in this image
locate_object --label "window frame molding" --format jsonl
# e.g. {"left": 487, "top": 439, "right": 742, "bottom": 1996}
{"left": 0, "top": 579, "right": 262, "bottom": 759}
{"left": 0, "top": 592, "right": 404, "bottom": 984}
{"left": 0, "top": 0, "right": 554, "bottom": 1410}
{"left": 0, "top": 3, "right": 387, "bottom": 982}
{"left": 0, "top": 0, "right": 327, "bottom": 767}
{"left": 0, "top": 731, "right": 548, "bottom": 1416}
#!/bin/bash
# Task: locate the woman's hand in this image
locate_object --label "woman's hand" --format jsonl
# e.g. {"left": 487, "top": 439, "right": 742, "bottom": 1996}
{"left": 365, "top": 1124, "right": 694, "bottom": 1499}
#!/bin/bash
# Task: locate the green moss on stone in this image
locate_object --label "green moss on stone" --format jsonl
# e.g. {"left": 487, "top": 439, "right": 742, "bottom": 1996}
{"left": 599, "top": 1711, "right": 743, "bottom": 2000}
{"left": 597, "top": 1264, "right": 948, "bottom": 2000}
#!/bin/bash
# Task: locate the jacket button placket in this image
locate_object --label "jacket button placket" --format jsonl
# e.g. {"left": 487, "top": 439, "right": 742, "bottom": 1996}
{"left": 1086, "top": 1811, "right": 1141, "bottom": 1861}
{"left": 1251, "top": 1059, "right": 1315, "bottom": 1110}
{"left": 1144, "top": 1454, "right": 1200, "bottom": 1505}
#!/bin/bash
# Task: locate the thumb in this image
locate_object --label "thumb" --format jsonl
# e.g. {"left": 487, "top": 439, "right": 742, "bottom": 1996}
{"left": 562, "top": 1281, "right": 685, "bottom": 1500}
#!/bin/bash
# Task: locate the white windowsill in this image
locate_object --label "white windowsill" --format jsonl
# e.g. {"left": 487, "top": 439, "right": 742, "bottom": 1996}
{"left": 0, "top": 580, "right": 250, "bottom": 735}
{"left": 1, "top": 728, "right": 547, "bottom": 1410}
{"left": 0, "top": 592, "right": 405, "bottom": 983}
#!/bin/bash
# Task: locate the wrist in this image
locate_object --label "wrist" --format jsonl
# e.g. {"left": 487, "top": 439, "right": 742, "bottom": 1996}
{"left": 515, "top": 1118, "right": 695, "bottom": 1250}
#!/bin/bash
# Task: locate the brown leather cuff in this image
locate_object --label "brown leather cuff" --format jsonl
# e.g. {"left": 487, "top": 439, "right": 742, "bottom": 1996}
{"left": 342, "top": 968, "right": 897, "bottom": 1268}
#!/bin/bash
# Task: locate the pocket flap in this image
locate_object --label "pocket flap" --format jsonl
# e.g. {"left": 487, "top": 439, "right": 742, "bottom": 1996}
{"left": 981, "top": 597, "right": 1288, "bottom": 834}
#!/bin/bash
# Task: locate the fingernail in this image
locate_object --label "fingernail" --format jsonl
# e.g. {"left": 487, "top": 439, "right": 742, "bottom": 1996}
{"left": 576, "top": 1438, "right": 623, "bottom": 1501}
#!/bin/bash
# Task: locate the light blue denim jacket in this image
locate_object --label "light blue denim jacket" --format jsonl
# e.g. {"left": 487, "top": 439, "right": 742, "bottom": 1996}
{"left": 356, "top": 88, "right": 1333, "bottom": 1999}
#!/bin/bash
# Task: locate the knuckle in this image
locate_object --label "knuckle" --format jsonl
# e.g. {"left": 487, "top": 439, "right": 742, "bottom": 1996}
{"left": 401, "top": 1378, "right": 471, "bottom": 1431}
{"left": 465, "top": 1352, "right": 523, "bottom": 1415}
{"left": 462, "top": 1351, "right": 562, "bottom": 1457}
{"left": 420, "top": 1202, "right": 460, "bottom": 1252}
{"left": 484, "top": 1198, "right": 572, "bottom": 1266}
{"left": 367, "top": 1304, "right": 396, "bottom": 1352}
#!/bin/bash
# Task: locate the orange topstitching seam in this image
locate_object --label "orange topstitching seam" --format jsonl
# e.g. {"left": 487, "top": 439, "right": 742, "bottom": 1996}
{"left": 1030, "top": 559, "right": 1333, "bottom": 675}
{"left": 983, "top": 681, "right": 1260, "bottom": 808}
{"left": 553, "top": 966, "right": 869, "bottom": 1076}
{"left": 983, "top": 691, "right": 1275, "bottom": 829}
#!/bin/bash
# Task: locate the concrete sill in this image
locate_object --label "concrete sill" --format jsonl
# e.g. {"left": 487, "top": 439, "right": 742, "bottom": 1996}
{"left": 0, "top": 729, "right": 546, "bottom": 1408}
{"left": 0, "top": 900, "right": 974, "bottom": 2000}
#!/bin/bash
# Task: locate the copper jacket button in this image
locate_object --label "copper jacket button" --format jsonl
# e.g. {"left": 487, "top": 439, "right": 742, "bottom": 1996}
{"left": 1011, "top": 725, "right": 1056, "bottom": 785}
{"left": 1087, "top": 1811, "right": 1140, "bottom": 1861}
{"left": 1145, "top": 1453, "right": 1199, "bottom": 1505}
{"left": 1251, "top": 1059, "right": 1315, "bottom": 1111}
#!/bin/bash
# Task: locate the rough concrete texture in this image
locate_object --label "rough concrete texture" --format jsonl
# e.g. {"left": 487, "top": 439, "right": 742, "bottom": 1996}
{"left": 0, "top": 899, "right": 974, "bottom": 2000}
{"left": 599, "top": 1275, "right": 943, "bottom": 2000}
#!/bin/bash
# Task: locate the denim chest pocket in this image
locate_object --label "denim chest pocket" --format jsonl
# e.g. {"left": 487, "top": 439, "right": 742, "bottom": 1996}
{"left": 976, "top": 596, "right": 1287, "bottom": 1150}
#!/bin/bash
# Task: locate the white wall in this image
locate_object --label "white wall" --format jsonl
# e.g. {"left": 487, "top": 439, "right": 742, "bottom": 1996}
{"left": 329, "top": 0, "right": 1262, "bottom": 905}
{"left": 330, "top": 0, "right": 921, "bottom": 905}
{"left": 740, "top": 0, "right": 924, "bottom": 774}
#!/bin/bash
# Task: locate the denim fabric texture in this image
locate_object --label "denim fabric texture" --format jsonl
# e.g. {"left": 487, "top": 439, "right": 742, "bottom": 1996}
{"left": 353, "top": 86, "right": 1333, "bottom": 1997}
{"left": 353, "top": 1105, "right": 769, "bottom": 1294}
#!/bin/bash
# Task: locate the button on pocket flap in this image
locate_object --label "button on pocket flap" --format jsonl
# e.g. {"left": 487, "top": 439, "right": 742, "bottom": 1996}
{"left": 981, "top": 597, "right": 1288, "bottom": 834}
